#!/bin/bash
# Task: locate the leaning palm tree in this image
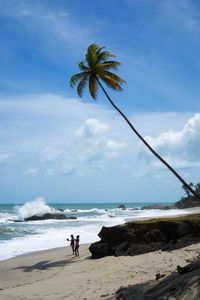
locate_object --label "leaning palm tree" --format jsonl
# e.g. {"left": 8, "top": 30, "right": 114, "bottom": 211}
{"left": 70, "top": 43, "right": 200, "bottom": 200}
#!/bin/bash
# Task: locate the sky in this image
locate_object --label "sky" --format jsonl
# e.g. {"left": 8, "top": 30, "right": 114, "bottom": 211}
{"left": 0, "top": 0, "right": 200, "bottom": 203}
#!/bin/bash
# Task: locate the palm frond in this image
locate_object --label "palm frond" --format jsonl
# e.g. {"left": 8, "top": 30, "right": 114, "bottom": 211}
{"left": 89, "top": 75, "right": 98, "bottom": 99}
{"left": 70, "top": 72, "right": 88, "bottom": 88}
{"left": 96, "top": 46, "right": 106, "bottom": 55}
{"left": 77, "top": 73, "right": 89, "bottom": 98}
{"left": 97, "top": 61, "right": 122, "bottom": 71}
{"left": 86, "top": 44, "right": 98, "bottom": 68}
{"left": 99, "top": 70, "right": 126, "bottom": 85}
{"left": 99, "top": 75, "right": 122, "bottom": 91}
{"left": 98, "top": 71, "right": 126, "bottom": 91}
{"left": 98, "top": 50, "right": 115, "bottom": 63}
{"left": 78, "top": 61, "right": 89, "bottom": 72}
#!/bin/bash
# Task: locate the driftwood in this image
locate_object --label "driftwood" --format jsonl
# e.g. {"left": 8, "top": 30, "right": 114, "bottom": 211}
{"left": 177, "top": 259, "right": 200, "bottom": 274}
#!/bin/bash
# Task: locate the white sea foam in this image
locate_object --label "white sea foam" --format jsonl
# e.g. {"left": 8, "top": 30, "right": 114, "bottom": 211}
{"left": 15, "top": 198, "right": 54, "bottom": 220}
{"left": 0, "top": 223, "right": 101, "bottom": 261}
{"left": 0, "top": 200, "right": 194, "bottom": 261}
{"left": 71, "top": 208, "right": 105, "bottom": 214}
{"left": 0, "top": 212, "right": 15, "bottom": 223}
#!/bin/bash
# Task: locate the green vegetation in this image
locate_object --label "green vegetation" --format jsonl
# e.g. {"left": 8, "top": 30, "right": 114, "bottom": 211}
{"left": 70, "top": 43, "right": 200, "bottom": 200}
{"left": 182, "top": 181, "right": 200, "bottom": 197}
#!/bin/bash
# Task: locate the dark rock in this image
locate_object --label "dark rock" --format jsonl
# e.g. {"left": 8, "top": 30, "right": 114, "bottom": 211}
{"left": 13, "top": 213, "right": 77, "bottom": 222}
{"left": 175, "top": 196, "right": 200, "bottom": 209}
{"left": 118, "top": 205, "right": 126, "bottom": 210}
{"left": 143, "top": 228, "right": 166, "bottom": 243}
{"left": 142, "top": 194, "right": 200, "bottom": 210}
{"left": 89, "top": 242, "right": 109, "bottom": 259}
{"left": 58, "top": 208, "right": 64, "bottom": 212}
{"left": 141, "top": 204, "right": 175, "bottom": 210}
{"left": 175, "top": 222, "right": 190, "bottom": 237}
{"left": 24, "top": 213, "right": 67, "bottom": 221}
{"left": 89, "top": 218, "right": 200, "bottom": 259}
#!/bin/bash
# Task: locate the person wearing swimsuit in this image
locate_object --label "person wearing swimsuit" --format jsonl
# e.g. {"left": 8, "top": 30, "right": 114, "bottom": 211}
{"left": 75, "top": 235, "right": 80, "bottom": 256}
{"left": 67, "top": 234, "right": 75, "bottom": 255}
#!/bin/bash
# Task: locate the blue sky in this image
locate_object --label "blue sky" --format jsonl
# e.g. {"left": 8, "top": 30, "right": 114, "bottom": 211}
{"left": 0, "top": 0, "right": 200, "bottom": 203}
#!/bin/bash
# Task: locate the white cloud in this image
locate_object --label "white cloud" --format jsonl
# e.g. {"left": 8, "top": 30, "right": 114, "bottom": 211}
{"left": 40, "top": 146, "right": 66, "bottom": 163}
{"left": 30, "top": 115, "right": 126, "bottom": 176}
{"left": 1, "top": 93, "right": 199, "bottom": 184}
{"left": 75, "top": 118, "right": 109, "bottom": 137}
{"left": 39, "top": 118, "right": 126, "bottom": 174}
{"left": 62, "top": 165, "right": 74, "bottom": 176}
{"left": 0, "top": 1, "right": 94, "bottom": 47}
{"left": 106, "top": 139, "right": 126, "bottom": 151}
{"left": 139, "top": 114, "right": 200, "bottom": 169}
{"left": 73, "top": 118, "right": 126, "bottom": 170}
{"left": 0, "top": 152, "right": 14, "bottom": 163}
{"left": 24, "top": 168, "right": 38, "bottom": 177}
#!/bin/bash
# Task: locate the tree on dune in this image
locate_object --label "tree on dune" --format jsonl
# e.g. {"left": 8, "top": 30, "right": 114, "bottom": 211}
{"left": 70, "top": 43, "right": 200, "bottom": 200}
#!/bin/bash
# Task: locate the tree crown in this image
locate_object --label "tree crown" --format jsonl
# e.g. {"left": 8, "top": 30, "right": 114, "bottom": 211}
{"left": 70, "top": 43, "right": 126, "bottom": 99}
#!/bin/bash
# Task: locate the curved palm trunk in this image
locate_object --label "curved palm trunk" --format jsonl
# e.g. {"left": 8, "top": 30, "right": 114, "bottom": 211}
{"left": 96, "top": 77, "right": 200, "bottom": 200}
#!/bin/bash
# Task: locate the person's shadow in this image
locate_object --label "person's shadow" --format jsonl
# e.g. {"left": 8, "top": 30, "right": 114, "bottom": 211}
{"left": 14, "top": 257, "right": 77, "bottom": 272}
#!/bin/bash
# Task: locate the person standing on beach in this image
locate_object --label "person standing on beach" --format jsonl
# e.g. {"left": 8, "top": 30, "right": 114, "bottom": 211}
{"left": 74, "top": 235, "right": 80, "bottom": 256}
{"left": 67, "top": 234, "right": 75, "bottom": 255}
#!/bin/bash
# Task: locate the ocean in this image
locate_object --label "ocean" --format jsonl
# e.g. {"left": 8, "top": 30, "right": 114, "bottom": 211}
{"left": 0, "top": 198, "right": 189, "bottom": 261}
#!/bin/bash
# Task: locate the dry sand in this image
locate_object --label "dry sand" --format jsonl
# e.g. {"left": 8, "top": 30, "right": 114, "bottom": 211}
{"left": 0, "top": 241, "right": 200, "bottom": 300}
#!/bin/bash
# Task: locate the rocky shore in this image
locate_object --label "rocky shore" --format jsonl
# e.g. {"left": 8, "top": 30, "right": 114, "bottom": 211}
{"left": 13, "top": 213, "right": 77, "bottom": 222}
{"left": 1, "top": 213, "right": 200, "bottom": 299}
{"left": 142, "top": 194, "right": 200, "bottom": 210}
{"left": 89, "top": 214, "right": 200, "bottom": 258}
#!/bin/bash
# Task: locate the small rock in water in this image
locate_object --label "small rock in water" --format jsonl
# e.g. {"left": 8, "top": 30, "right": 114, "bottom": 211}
{"left": 118, "top": 205, "right": 126, "bottom": 210}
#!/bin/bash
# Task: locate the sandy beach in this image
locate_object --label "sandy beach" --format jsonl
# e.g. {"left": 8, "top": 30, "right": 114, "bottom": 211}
{"left": 0, "top": 239, "right": 200, "bottom": 300}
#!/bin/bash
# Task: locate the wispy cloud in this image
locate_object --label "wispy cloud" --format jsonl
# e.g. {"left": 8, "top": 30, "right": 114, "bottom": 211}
{"left": 1, "top": 93, "right": 199, "bottom": 185}
{"left": 40, "top": 118, "right": 126, "bottom": 175}
{"left": 0, "top": 152, "right": 15, "bottom": 163}
{"left": 139, "top": 114, "right": 200, "bottom": 170}
{"left": 73, "top": 118, "right": 126, "bottom": 167}
{"left": 24, "top": 168, "right": 38, "bottom": 177}
{"left": 0, "top": 0, "right": 95, "bottom": 47}
{"left": 164, "top": 0, "right": 200, "bottom": 33}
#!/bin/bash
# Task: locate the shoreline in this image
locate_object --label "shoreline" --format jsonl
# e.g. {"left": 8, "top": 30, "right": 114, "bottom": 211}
{"left": 1, "top": 207, "right": 200, "bottom": 263}
{"left": 1, "top": 210, "right": 200, "bottom": 299}
{"left": 1, "top": 240, "right": 200, "bottom": 299}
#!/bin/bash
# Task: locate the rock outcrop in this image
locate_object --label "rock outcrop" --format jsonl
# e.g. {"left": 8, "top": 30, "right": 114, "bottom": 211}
{"left": 175, "top": 196, "right": 200, "bottom": 208}
{"left": 89, "top": 215, "right": 200, "bottom": 258}
{"left": 142, "top": 195, "right": 200, "bottom": 210}
{"left": 14, "top": 213, "right": 77, "bottom": 222}
{"left": 141, "top": 204, "right": 175, "bottom": 210}
{"left": 118, "top": 205, "right": 126, "bottom": 210}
